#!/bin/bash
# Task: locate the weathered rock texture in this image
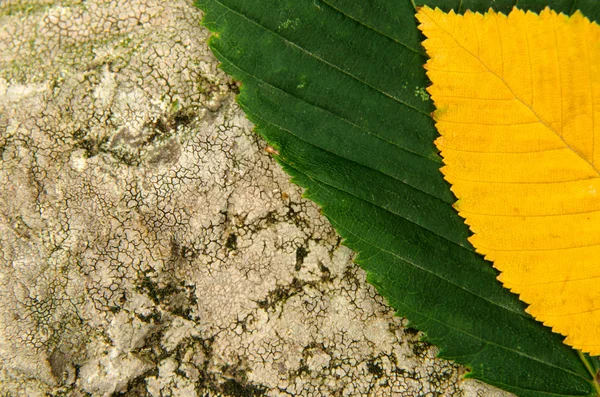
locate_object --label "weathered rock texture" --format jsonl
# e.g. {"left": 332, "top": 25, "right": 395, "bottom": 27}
{"left": 0, "top": 1, "right": 512, "bottom": 396}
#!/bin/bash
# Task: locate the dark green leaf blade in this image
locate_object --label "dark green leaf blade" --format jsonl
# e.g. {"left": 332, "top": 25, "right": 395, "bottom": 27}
{"left": 196, "top": 0, "right": 600, "bottom": 395}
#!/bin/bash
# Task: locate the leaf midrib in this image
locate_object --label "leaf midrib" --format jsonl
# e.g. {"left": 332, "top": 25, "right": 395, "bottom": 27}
{"left": 429, "top": 12, "right": 600, "bottom": 179}
{"left": 422, "top": 8, "right": 599, "bottom": 391}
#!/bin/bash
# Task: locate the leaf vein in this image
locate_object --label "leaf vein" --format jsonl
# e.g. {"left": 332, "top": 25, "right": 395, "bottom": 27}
{"left": 212, "top": 0, "right": 430, "bottom": 116}
{"left": 320, "top": 0, "right": 424, "bottom": 55}
{"left": 326, "top": 215, "right": 592, "bottom": 384}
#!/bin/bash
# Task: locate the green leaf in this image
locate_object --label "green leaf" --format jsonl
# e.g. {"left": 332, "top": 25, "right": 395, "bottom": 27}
{"left": 195, "top": 0, "right": 600, "bottom": 395}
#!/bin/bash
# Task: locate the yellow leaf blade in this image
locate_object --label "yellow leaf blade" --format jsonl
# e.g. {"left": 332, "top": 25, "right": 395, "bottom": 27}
{"left": 417, "top": 6, "right": 600, "bottom": 355}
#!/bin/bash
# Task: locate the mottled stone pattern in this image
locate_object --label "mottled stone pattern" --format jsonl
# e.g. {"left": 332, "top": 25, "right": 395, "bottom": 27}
{"left": 0, "top": 1, "right": 512, "bottom": 396}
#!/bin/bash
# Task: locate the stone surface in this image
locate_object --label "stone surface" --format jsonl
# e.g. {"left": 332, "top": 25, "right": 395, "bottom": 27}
{"left": 0, "top": 1, "right": 513, "bottom": 396}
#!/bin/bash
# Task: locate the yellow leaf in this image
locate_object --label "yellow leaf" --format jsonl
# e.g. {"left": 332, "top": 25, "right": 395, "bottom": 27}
{"left": 417, "top": 6, "right": 600, "bottom": 355}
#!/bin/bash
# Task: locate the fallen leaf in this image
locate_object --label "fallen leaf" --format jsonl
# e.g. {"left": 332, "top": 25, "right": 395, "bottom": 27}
{"left": 419, "top": 6, "right": 600, "bottom": 355}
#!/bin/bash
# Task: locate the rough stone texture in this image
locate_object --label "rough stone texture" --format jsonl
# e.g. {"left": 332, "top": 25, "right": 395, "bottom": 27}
{"left": 0, "top": 1, "right": 513, "bottom": 396}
